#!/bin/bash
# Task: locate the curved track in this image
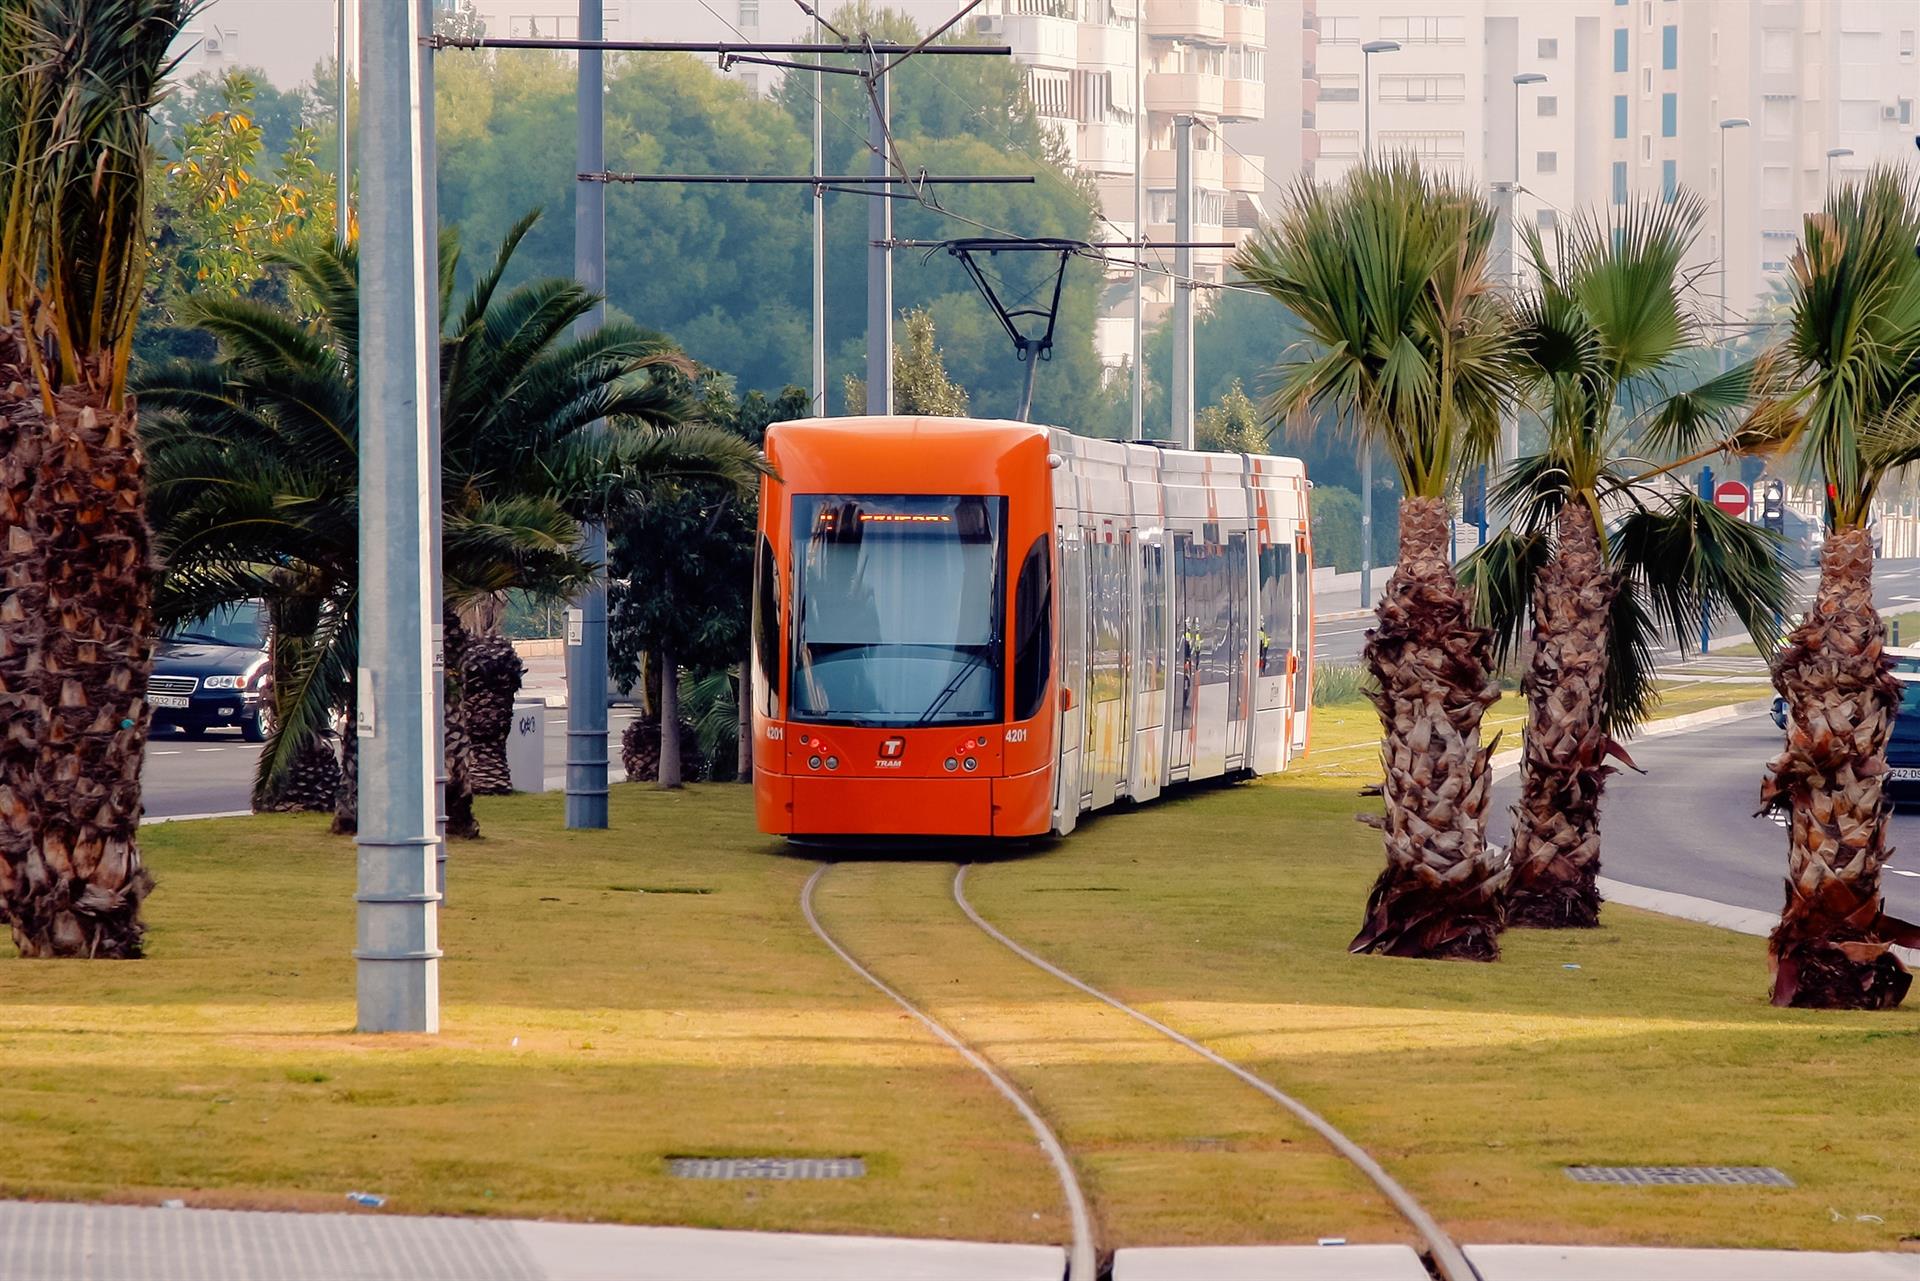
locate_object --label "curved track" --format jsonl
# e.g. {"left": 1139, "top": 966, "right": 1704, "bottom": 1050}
{"left": 799, "top": 865, "right": 1098, "bottom": 1281}
{"left": 954, "top": 865, "right": 1479, "bottom": 1281}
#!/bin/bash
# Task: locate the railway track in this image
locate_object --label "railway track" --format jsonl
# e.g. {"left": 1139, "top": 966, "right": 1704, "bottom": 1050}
{"left": 801, "top": 859, "right": 1480, "bottom": 1281}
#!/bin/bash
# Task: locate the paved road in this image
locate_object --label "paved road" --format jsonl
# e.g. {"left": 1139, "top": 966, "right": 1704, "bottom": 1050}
{"left": 142, "top": 707, "right": 641, "bottom": 819}
{"left": 1314, "top": 557, "right": 1920, "bottom": 665}
{"left": 1490, "top": 712, "right": 1920, "bottom": 923}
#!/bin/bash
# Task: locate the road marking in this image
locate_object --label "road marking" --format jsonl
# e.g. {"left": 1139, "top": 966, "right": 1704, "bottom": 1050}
{"left": 1888, "top": 868, "right": 1920, "bottom": 879}
{"left": 196, "top": 747, "right": 229, "bottom": 753}
{"left": 151, "top": 750, "right": 180, "bottom": 756}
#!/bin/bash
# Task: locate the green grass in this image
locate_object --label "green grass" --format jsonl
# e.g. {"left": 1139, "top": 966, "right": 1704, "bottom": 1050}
{"left": 1, "top": 676, "right": 1905, "bottom": 1252}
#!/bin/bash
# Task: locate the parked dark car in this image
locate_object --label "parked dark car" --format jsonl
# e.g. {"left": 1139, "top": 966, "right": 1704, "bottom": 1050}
{"left": 1886, "top": 675, "right": 1920, "bottom": 810}
{"left": 148, "top": 602, "right": 272, "bottom": 740}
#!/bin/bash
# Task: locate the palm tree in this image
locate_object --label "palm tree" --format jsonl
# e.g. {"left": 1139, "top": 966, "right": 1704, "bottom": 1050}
{"left": 1238, "top": 158, "right": 1514, "bottom": 960}
{"left": 141, "top": 215, "right": 764, "bottom": 834}
{"left": 1462, "top": 198, "right": 1789, "bottom": 929}
{"left": 1742, "top": 168, "right": 1920, "bottom": 1009}
{"left": 0, "top": 0, "right": 192, "bottom": 958}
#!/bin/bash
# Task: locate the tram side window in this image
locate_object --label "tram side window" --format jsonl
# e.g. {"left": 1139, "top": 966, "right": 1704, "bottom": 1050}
{"left": 1091, "top": 540, "right": 1126, "bottom": 704}
{"left": 753, "top": 533, "right": 780, "bottom": 716}
{"left": 1177, "top": 539, "right": 1208, "bottom": 690}
{"left": 1141, "top": 543, "right": 1166, "bottom": 694}
{"left": 1258, "top": 541, "right": 1293, "bottom": 677}
{"left": 1012, "top": 533, "right": 1052, "bottom": 720}
{"left": 1203, "top": 541, "right": 1230, "bottom": 686}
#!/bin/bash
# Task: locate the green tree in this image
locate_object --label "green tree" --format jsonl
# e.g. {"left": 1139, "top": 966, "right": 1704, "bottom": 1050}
{"left": 1308, "top": 485, "right": 1363, "bottom": 573}
{"left": 1240, "top": 159, "right": 1514, "bottom": 962}
{"left": 138, "top": 218, "right": 764, "bottom": 834}
{"left": 609, "top": 373, "right": 808, "bottom": 788}
{"left": 0, "top": 0, "right": 191, "bottom": 959}
{"left": 843, "top": 307, "right": 970, "bottom": 415}
{"left": 1461, "top": 198, "right": 1788, "bottom": 930}
{"left": 1195, "top": 378, "right": 1267, "bottom": 452}
{"left": 1743, "top": 169, "right": 1920, "bottom": 1008}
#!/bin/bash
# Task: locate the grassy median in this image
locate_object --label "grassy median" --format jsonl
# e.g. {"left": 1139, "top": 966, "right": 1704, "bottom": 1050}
{"left": 3, "top": 678, "right": 1910, "bottom": 1253}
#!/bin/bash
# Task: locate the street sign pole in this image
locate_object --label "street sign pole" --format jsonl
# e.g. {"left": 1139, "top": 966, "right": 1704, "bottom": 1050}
{"left": 1700, "top": 466, "right": 1714, "bottom": 655}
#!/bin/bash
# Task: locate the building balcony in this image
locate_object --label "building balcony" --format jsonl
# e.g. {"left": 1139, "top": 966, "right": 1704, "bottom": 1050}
{"left": 1221, "top": 1, "right": 1263, "bottom": 44}
{"left": 1146, "top": 70, "right": 1225, "bottom": 116}
{"left": 1000, "top": 12, "right": 1078, "bottom": 65}
{"left": 1078, "top": 121, "right": 1138, "bottom": 174}
{"left": 1145, "top": 0, "right": 1224, "bottom": 43}
{"left": 1078, "top": 20, "right": 1134, "bottom": 69}
{"left": 1144, "top": 145, "right": 1225, "bottom": 187}
{"left": 1222, "top": 76, "right": 1264, "bottom": 120}
{"left": 1224, "top": 149, "right": 1265, "bottom": 191}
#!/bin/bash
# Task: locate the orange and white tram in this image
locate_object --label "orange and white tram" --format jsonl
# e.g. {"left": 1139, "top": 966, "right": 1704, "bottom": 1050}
{"left": 750, "top": 417, "right": 1314, "bottom": 840}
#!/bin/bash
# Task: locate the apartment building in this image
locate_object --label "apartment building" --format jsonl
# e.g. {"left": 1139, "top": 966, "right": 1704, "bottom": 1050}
{"left": 171, "top": 0, "right": 340, "bottom": 90}
{"left": 1310, "top": 0, "right": 1609, "bottom": 270}
{"left": 1609, "top": 0, "right": 1920, "bottom": 322}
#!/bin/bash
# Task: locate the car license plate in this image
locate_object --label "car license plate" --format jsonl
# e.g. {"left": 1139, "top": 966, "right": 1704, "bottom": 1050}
{"left": 1890, "top": 767, "right": 1920, "bottom": 782}
{"left": 148, "top": 695, "right": 191, "bottom": 709}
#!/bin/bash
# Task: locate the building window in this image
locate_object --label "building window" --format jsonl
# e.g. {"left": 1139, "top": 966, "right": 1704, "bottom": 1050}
{"left": 1612, "top": 161, "right": 1628, "bottom": 204}
{"left": 1762, "top": 165, "right": 1790, "bottom": 206}
{"left": 1320, "top": 14, "right": 1358, "bottom": 43}
{"left": 1661, "top": 92, "right": 1676, "bottom": 136}
{"left": 1227, "top": 44, "right": 1263, "bottom": 82}
{"left": 1661, "top": 24, "right": 1676, "bottom": 68}
{"left": 1378, "top": 74, "right": 1467, "bottom": 103}
{"left": 1614, "top": 27, "right": 1628, "bottom": 72}
{"left": 1379, "top": 15, "right": 1465, "bottom": 44}
{"left": 1763, "top": 96, "right": 1792, "bottom": 137}
{"left": 1662, "top": 158, "right": 1677, "bottom": 202}
{"left": 1536, "top": 150, "right": 1558, "bottom": 174}
{"left": 1377, "top": 130, "right": 1467, "bottom": 161}
{"left": 1762, "top": 28, "right": 1793, "bottom": 72}
{"left": 1319, "top": 129, "right": 1360, "bottom": 158}
{"left": 1641, "top": 132, "right": 1651, "bottom": 161}
{"left": 738, "top": 0, "right": 758, "bottom": 24}
{"left": 1538, "top": 38, "right": 1558, "bottom": 59}
{"left": 1903, "top": 99, "right": 1914, "bottom": 125}
{"left": 1538, "top": 208, "right": 1558, "bottom": 230}
{"left": 1902, "top": 30, "right": 1916, "bottom": 60}
{"left": 1319, "top": 73, "right": 1359, "bottom": 102}
{"left": 1642, "top": 67, "right": 1652, "bottom": 95}
{"left": 1537, "top": 95, "right": 1557, "bottom": 117}
{"left": 1614, "top": 94, "right": 1628, "bottom": 138}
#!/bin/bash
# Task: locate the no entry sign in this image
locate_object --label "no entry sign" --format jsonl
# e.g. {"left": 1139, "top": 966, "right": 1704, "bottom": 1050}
{"left": 1713, "top": 480, "right": 1751, "bottom": 517}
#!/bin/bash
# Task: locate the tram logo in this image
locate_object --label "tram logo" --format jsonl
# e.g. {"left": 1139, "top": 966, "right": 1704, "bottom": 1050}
{"left": 878, "top": 737, "right": 906, "bottom": 759}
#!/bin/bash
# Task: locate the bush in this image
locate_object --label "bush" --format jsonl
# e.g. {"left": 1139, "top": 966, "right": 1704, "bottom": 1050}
{"left": 1313, "top": 661, "right": 1377, "bottom": 706}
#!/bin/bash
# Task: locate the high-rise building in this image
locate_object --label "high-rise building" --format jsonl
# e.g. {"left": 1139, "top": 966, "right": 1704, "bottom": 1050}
{"left": 1609, "top": 0, "right": 1920, "bottom": 323}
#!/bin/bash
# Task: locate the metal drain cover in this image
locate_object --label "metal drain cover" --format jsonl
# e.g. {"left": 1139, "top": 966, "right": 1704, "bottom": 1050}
{"left": 668, "top": 1157, "right": 866, "bottom": 1180}
{"left": 1566, "top": 1165, "right": 1794, "bottom": 1187}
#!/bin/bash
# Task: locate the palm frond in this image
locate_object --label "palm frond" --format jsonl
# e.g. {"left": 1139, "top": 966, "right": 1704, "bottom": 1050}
{"left": 1612, "top": 493, "right": 1792, "bottom": 659}
{"left": 1457, "top": 528, "right": 1549, "bottom": 672}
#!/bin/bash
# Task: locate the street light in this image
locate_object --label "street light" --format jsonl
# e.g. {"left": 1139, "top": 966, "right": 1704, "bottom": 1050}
{"left": 1486, "top": 70, "right": 1548, "bottom": 546}
{"left": 1825, "top": 146, "right": 1854, "bottom": 193}
{"left": 1717, "top": 117, "right": 1750, "bottom": 326}
{"left": 1358, "top": 38, "right": 1399, "bottom": 609}
{"left": 1511, "top": 72, "right": 1547, "bottom": 215}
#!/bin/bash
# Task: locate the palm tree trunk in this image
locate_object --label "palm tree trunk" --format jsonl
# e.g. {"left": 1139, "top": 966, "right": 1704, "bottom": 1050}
{"left": 332, "top": 703, "right": 358, "bottom": 836}
{"left": 24, "top": 385, "right": 157, "bottom": 957}
{"left": 463, "top": 629, "right": 525, "bottom": 795}
{"left": 1764, "top": 527, "right": 1917, "bottom": 1008}
{"left": 0, "top": 332, "right": 51, "bottom": 955}
{"left": 444, "top": 607, "right": 480, "bottom": 839}
{"left": 658, "top": 643, "right": 682, "bottom": 789}
{"left": 1350, "top": 496, "right": 1507, "bottom": 960}
{"left": 1505, "top": 503, "right": 1619, "bottom": 928}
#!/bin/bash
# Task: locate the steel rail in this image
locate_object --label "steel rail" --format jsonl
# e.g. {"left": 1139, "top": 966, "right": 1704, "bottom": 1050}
{"left": 799, "top": 865, "right": 1097, "bottom": 1281}
{"left": 952, "top": 865, "right": 1483, "bottom": 1281}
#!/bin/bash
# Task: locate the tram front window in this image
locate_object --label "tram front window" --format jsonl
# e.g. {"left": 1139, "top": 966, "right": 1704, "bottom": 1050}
{"left": 791, "top": 494, "right": 1006, "bottom": 728}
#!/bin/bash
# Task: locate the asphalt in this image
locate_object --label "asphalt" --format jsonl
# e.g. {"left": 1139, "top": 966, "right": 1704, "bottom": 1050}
{"left": 1492, "top": 709, "right": 1920, "bottom": 923}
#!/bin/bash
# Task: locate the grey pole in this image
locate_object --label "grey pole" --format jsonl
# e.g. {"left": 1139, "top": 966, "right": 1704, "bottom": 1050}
{"left": 355, "top": 0, "right": 441, "bottom": 1034}
{"left": 565, "top": 0, "right": 610, "bottom": 829}
{"left": 1172, "top": 114, "right": 1194, "bottom": 449}
{"left": 418, "top": 0, "right": 447, "bottom": 893}
{"left": 1492, "top": 73, "right": 1544, "bottom": 542}
{"left": 336, "top": 0, "right": 351, "bottom": 243}
{"left": 866, "top": 57, "right": 893, "bottom": 415}
{"left": 811, "top": 19, "right": 826, "bottom": 414}
{"left": 1718, "top": 118, "right": 1749, "bottom": 327}
{"left": 1358, "top": 41, "right": 1398, "bottom": 607}
{"left": 1130, "top": 5, "right": 1142, "bottom": 440}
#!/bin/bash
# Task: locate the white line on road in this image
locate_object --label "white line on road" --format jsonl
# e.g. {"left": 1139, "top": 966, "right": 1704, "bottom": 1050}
{"left": 195, "top": 747, "right": 228, "bottom": 753}
{"left": 152, "top": 750, "right": 180, "bottom": 756}
{"left": 1888, "top": 868, "right": 1920, "bottom": 879}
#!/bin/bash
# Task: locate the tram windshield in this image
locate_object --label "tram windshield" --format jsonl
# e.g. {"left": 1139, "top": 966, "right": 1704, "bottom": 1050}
{"left": 790, "top": 494, "right": 1006, "bottom": 727}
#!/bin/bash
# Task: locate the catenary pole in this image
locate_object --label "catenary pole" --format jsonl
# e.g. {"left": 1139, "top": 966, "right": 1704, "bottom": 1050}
{"left": 866, "top": 52, "right": 893, "bottom": 415}
{"left": 355, "top": 0, "right": 440, "bottom": 1034}
{"left": 1130, "top": 1, "right": 1143, "bottom": 440}
{"left": 417, "top": 0, "right": 447, "bottom": 896}
{"left": 565, "top": 0, "right": 610, "bottom": 829}
{"left": 1172, "top": 114, "right": 1194, "bottom": 449}
{"left": 812, "top": 17, "right": 826, "bottom": 414}
{"left": 1359, "top": 40, "right": 1398, "bottom": 607}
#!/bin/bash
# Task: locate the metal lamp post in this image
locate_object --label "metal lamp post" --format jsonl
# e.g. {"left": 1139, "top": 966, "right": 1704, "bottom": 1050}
{"left": 1717, "top": 117, "right": 1749, "bottom": 326}
{"left": 1825, "top": 146, "right": 1853, "bottom": 194}
{"left": 1357, "top": 38, "right": 1398, "bottom": 608}
{"left": 1486, "top": 71, "right": 1547, "bottom": 544}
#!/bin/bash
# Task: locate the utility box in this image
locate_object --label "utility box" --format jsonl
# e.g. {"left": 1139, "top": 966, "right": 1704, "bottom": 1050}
{"left": 506, "top": 700, "right": 546, "bottom": 793}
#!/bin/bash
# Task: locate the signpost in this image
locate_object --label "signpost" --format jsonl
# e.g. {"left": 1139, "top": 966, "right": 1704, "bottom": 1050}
{"left": 1714, "top": 479, "right": 1752, "bottom": 518}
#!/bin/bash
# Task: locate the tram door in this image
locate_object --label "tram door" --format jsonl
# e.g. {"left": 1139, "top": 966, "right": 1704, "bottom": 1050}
{"left": 1053, "top": 524, "right": 1088, "bottom": 831}
{"left": 1082, "top": 529, "right": 1131, "bottom": 811}
{"left": 1168, "top": 532, "right": 1196, "bottom": 779}
{"left": 1226, "top": 532, "right": 1249, "bottom": 768}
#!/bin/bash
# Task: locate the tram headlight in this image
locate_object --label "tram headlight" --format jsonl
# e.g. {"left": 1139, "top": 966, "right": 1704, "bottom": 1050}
{"left": 944, "top": 757, "right": 958, "bottom": 772}
{"left": 825, "top": 756, "right": 839, "bottom": 771}
{"left": 808, "top": 755, "right": 821, "bottom": 770}
{"left": 962, "top": 757, "right": 977, "bottom": 772}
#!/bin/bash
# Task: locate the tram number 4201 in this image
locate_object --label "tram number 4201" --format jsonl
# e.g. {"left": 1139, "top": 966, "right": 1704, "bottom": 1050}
{"left": 1006, "top": 729, "right": 1027, "bottom": 743}
{"left": 766, "top": 726, "right": 784, "bottom": 741}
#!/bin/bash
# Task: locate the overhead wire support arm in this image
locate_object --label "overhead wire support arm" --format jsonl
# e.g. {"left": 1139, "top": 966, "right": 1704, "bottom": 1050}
{"left": 427, "top": 34, "right": 1012, "bottom": 56}
{"left": 580, "top": 172, "right": 1034, "bottom": 186}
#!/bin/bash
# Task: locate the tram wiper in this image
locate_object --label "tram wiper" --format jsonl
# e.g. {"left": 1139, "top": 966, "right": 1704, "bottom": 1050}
{"left": 917, "top": 649, "right": 990, "bottom": 725}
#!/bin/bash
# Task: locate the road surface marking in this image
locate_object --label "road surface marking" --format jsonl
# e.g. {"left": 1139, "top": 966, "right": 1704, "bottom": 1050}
{"left": 151, "top": 750, "right": 180, "bottom": 756}
{"left": 1888, "top": 868, "right": 1920, "bottom": 879}
{"left": 196, "top": 747, "right": 229, "bottom": 753}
